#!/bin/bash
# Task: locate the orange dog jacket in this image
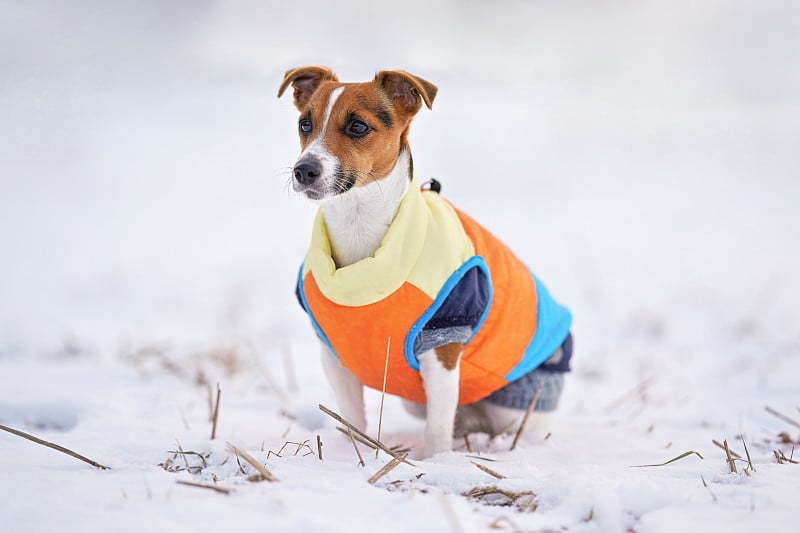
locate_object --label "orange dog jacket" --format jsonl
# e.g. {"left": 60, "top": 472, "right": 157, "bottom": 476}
{"left": 297, "top": 180, "right": 572, "bottom": 405}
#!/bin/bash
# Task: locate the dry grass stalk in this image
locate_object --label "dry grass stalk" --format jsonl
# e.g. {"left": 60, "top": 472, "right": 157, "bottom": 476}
{"left": 167, "top": 441, "right": 208, "bottom": 467}
{"left": 510, "top": 377, "right": 544, "bottom": 451}
{"left": 161, "top": 447, "right": 209, "bottom": 474}
{"left": 175, "top": 440, "right": 191, "bottom": 470}
{"left": 166, "top": 449, "right": 209, "bottom": 468}
{"left": 700, "top": 475, "right": 717, "bottom": 502}
{"left": 232, "top": 451, "right": 246, "bottom": 474}
{"left": 471, "top": 461, "right": 507, "bottom": 479}
{"left": 226, "top": 443, "right": 277, "bottom": 482}
{"left": 158, "top": 457, "right": 179, "bottom": 473}
{"left": 319, "top": 404, "right": 415, "bottom": 466}
{"left": 466, "top": 454, "right": 499, "bottom": 462}
{"left": 465, "top": 485, "right": 538, "bottom": 512}
{"left": 210, "top": 383, "right": 221, "bottom": 440}
{"left": 463, "top": 434, "right": 473, "bottom": 454}
{"left": 773, "top": 449, "right": 799, "bottom": 464}
{"left": 0, "top": 423, "right": 110, "bottom": 470}
{"left": 631, "top": 450, "right": 704, "bottom": 468}
{"left": 367, "top": 453, "right": 407, "bottom": 485}
{"left": 266, "top": 440, "right": 314, "bottom": 459}
{"left": 376, "top": 337, "right": 391, "bottom": 459}
{"left": 335, "top": 426, "right": 411, "bottom": 456}
{"left": 712, "top": 439, "right": 742, "bottom": 459}
{"left": 723, "top": 439, "right": 738, "bottom": 474}
{"left": 336, "top": 426, "right": 375, "bottom": 449}
{"left": 176, "top": 480, "right": 231, "bottom": 495}
{"left": 347, "top": 428, "right": 366, "bottom": 467}
{"left": 316, "top": 434, "right": 323, "bottom": 461}
{"left": 740, "top": 436, "right": 756, "bottom": 472}
{"left": 765, "top": 405, "right": 800, "bottom": 430}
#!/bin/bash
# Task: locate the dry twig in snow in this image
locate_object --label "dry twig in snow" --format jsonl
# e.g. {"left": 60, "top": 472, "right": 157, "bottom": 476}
{"left": 712, "top": 439, "right": 742, "bottom": 459}
{"left": 367, "top": 454, "right": 407, "bottom": 485}
{"left": 347, "top": 428, "right": 365, "bottom": 467}
{"left": 723, "top": 440, "right": 738, "bottom": 474}
{"left": 226, "top": 443, "right": 277, "bottom": 482}
{"left": 510, "top": 377, "right": 544, "bottom": 451}
{"left": 471, "top": 461, "right": 507, "bottom": 479}
{"left": 765, "top": 405, "right": 800, "bottom": 431}
{"left": 176, "top": 480, "right": 231, "bottom": 495}
{"left": 376, "top": 337, "right": 391, "bottom": 459}
{"left": 465, "top": 485, "right": 538, "bottom": 512}
{"left": 741, "top": 435, "right": 756, "bottom": 472}
{"left": 0, "top": 423, "right": 110, "bottom": 470}
{"left": 319, "top": 404, "right": 414, "bottom": 465}
{"left": 700, "top": 475, "right": 717, "bottom": 502}
{"left": 210, "top": 383, "right": 221, "bottom": 440}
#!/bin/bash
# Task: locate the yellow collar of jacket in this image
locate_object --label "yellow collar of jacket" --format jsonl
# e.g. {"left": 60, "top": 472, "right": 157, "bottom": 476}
{"left": 303, "top": 177, "right": 475, "bottom": 307}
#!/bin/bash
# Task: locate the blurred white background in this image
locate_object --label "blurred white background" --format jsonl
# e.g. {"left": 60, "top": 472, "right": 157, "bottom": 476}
{"left": 1, "top": 0, "right": 798, "bottom": 362}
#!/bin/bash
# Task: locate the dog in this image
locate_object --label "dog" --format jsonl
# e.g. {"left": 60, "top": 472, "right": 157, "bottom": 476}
{"left": 278, "top": 66, "right": 573, "bottom": 457}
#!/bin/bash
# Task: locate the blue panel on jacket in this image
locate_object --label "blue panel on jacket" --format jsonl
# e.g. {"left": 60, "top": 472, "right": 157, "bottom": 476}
{"left": 422, "top": 265, "right": 489, "bottom": 331}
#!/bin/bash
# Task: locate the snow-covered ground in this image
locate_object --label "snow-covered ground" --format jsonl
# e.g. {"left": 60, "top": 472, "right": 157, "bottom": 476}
{"left": 2, "top": 1, "right": 799, "bottom": 531}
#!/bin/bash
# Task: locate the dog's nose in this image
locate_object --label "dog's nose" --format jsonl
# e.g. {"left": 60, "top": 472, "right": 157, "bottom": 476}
{"left": 293, "top": 160, "right": 321, "bottom": 185}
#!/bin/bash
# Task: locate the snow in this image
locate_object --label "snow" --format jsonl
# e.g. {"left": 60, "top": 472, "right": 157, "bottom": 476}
{"left": 2, "top": 1, "right": 799, "bottom": 531}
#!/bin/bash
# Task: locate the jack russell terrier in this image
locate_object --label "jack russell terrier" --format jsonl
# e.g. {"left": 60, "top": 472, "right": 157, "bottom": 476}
{"left": 278, "top": 66, "right": 573, "bottom": 457}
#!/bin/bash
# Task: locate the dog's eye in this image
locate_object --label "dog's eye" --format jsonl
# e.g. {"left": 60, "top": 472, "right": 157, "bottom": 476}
{"left": 345, "top": 120, "right": 371, "bottom": 138}
{"left": 299, "top": 119, "right": 312, "bottom": 135}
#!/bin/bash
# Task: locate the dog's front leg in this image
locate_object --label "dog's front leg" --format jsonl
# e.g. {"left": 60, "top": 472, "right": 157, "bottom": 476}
{"left": 418, "top": 343, "right": 462, "bottom": 457}
{"left": 320, "top": 344, "right": 367, "bottom": 431}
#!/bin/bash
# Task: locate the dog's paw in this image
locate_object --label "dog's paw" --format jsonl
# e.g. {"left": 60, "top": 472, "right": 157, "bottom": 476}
{"left": 423, "top": 427, "right": 455, "bottom": 457}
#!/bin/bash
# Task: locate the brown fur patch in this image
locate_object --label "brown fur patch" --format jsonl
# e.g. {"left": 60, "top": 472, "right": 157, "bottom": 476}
{"left": 298, "top": 82, "right": 414, "bottom": 188}
{"left": 278, "top": 66, "right": 339, "bottom": 110}
{"left": 434, "top": 342, "right": 462, "bottom": 371}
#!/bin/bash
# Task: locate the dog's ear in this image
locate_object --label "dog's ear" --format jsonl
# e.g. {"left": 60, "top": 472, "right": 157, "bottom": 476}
{"left": 375, "top": 70, "right": 437, "bottom": 115}
{"left": 278, "top": 66, "right": 339, "bottom": 110}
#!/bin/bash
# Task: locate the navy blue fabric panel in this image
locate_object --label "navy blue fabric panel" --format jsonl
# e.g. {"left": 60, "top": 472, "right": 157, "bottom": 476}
{"left": 483, "top": 370, "right": 565, "bottom": 411}
{"left": 539, "top": 333, "right": 573, "bottom": 372}
{"left": 422, "top": 265, "right": 489, "bottom": 331}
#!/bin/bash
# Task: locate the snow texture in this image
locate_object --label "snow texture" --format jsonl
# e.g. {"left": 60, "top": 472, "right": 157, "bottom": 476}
{"left": 1, "top": 1, "right": 799, "bottom": 531}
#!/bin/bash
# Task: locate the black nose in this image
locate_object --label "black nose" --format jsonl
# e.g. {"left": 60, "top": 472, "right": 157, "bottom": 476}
{"left": 293, "top": 160, "right": 321, "bottom": 185}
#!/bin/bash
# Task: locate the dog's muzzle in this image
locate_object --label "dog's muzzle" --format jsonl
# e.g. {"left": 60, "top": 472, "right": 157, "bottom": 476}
{"left": 293, "top": 159, "right": 321, "bottom": 186}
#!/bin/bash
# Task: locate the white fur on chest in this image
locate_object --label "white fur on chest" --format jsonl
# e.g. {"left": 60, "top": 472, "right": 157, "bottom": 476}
{"left": 320, "top": 153, "right": 410, "bottom": 267}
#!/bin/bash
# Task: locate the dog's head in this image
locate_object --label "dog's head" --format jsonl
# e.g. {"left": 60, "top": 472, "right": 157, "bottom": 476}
{"left": 278, "top": 66, "right": 437, "bottom": 201}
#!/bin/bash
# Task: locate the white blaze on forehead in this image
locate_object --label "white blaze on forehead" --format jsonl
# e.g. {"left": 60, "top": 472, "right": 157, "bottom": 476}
{"left": 320, "top": 86, "right": 344, "bottom": 136}
{"left": 300, "top": 85, "right": 344, "bottom": 160}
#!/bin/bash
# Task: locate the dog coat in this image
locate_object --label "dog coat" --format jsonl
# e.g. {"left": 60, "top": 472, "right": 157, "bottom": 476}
{"left": 297, "top": 179, "right": 572, "bottom": 405}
